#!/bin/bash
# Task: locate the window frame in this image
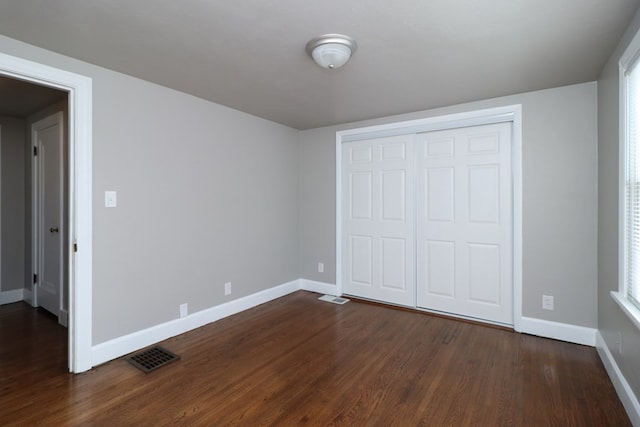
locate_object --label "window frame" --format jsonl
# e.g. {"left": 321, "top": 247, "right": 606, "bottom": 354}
{"left": 615, "top": 28, "right": 640, "bottom": 331}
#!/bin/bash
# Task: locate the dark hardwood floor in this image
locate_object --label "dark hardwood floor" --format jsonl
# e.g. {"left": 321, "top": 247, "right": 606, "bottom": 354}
{"left": 0, "top": 291, "right": 630, "bottom": 426}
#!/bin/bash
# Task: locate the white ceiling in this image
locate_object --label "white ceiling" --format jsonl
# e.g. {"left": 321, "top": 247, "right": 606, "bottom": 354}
{"left": 0, "top": 0, "right": 637, "bottom": 129}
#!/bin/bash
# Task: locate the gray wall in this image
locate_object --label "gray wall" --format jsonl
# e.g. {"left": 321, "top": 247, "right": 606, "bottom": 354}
{"left": 300, "top": 82, "right": 598, "bottom": 328}
{"left": 0, "top": 116, "right": 25, "bottom": 292}
{"left": 0, "top": 35, "right": 301, "bottom": 344}
{"left": 598, "top": 7, "right": 640, "bottom": 401}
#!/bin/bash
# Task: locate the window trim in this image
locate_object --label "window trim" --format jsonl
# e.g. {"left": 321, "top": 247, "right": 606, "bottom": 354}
{"left": 612, "top": 291, "right": 640, "bottom": 330}
{"left": 616, "top": 28, "right": 640, "bottom": 331}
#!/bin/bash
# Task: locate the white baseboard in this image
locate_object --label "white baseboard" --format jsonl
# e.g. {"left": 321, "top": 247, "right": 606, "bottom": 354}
{"left": 89, "top": 279, "right": 600, "bottom": 372}
{"left": 519, "top": 316, "right": 596, "bottom": 346}
{"left": 300, "top": 279, "right": 338, "bottom": 296}
{"left": 596, "top": 331, "right": 640, "bottom": 426}
{"left": 0, "top": 289, "right": 24, "bottom": 305}
{"left": 301, "top": 284, "right": 597, "bottom": 347}
{"left": 91, "top": 280, "right": 301, "bottom": 367}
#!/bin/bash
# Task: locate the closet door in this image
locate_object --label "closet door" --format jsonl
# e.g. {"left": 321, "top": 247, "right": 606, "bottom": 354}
{"left": 342, "top": 135, "right": 415, "bottom": 306}
{"left": 416, "top": 123, "right": 512, "bottom": 324}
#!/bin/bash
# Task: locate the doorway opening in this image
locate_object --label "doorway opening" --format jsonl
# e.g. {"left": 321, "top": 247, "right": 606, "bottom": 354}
{"left": 0, "top": 52, "right": 93, "bottom": 372}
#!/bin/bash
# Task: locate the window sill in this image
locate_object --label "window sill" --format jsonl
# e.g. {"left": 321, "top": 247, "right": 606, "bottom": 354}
{"left": 611, "top": 291, "right": 640, "bottom": 331}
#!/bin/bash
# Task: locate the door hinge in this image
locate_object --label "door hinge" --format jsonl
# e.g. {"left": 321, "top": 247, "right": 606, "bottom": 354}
{"left": 33, "top": 146, "right": 38, "bottom": 156}
{"left": 73, "top": 243, "right": 78, "bottom": 253}
{"left": 33, "top": 273, "right": 38, "bottom": 284}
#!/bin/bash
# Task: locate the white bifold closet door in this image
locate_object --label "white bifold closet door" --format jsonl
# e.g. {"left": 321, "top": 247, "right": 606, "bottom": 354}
{"left": 415, "top": 122, "right": 512, "bottom": 324}
{"left": 342, "top": 135, "right": 416, "bottom": 306}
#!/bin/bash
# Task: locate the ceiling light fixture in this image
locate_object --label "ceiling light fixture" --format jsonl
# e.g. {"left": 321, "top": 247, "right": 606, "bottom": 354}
{"left": 306, "top": 34, "right": 357, "bottom": 70}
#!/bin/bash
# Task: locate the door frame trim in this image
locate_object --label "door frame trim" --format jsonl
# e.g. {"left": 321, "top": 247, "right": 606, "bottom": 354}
{"left": 0, "top": 52, "right": 93, "bottom": 372}
{"left": 336, "top": 105, "right": 523, "bottom": 331}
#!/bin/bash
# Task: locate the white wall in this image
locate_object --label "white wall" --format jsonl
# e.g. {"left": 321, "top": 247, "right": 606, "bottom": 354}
{"left": 300, "top": 82, "right": 598, "bottom": 328}
{"left": 0, "top": 35, "right": 301, "bottom": 344}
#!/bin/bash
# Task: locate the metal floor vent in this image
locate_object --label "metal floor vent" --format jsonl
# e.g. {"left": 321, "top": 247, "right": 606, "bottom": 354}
{"left": 126, "top": 346, "right": 180, "bottom": 373}
{"left": 318, "top": 294, "right": 350, "bottom": 305}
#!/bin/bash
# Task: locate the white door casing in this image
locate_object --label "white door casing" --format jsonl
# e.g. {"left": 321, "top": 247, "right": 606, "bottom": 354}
{"left": 342, "top": 134, "right": 416, "bottom": 306}
{"left": 415, "top": 123, "right": 513, "bottom": 324}
{"left": 0, "top": 51, "right": 93, "bottom": 373}
{"left": 32, "top": 112, "right": 65, "bottom": 320}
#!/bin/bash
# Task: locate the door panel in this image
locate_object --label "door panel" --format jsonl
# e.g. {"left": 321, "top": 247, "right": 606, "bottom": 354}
{"left": 351, "top": 172, "right": 372, "bottom": 219}
{"left": 351, "top": 235, "right": 373, "bottom": 285}
{"left": 426, "top": 167, "right": 454, "bottom": 222}
{"left": 416, "top": 122, "right": 512, "bottom": 324}
{"left": 467, "top": 243, "right": 500, "bottom": 303}
{"left": 343, "top": 135, "right": 415, "bottom": 306}
{"left": 382, "top": 170, "right": 406, "bottom": 220}
{"left": 381, "top": 237, "right": 406, "bottom": 290}
{"left": 425, "top": 240, "right": 455, "bottom": 297}
{"left": 468, "top": 165, "right": 500, "bottom": 223}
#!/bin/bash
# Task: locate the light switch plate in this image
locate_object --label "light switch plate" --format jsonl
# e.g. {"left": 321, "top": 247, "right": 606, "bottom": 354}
{"left": 105, "top": 191, "right": 117, "bottom": 207}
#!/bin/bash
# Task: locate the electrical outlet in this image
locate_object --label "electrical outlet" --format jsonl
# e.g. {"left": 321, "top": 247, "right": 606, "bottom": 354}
{"left": 318, "top": 262, "right": 324, "bottom": 273}
{"left": 542, "top": 294, "right": 554, "bottom": 310}
{"left": 179, "top": 303, "right": 188, "bottom": 318}
{"left": 617, "top": 332, "right": 623, "bottom": 355}
{"left": 224, "top": 282, "right": 232, "bottom": 296}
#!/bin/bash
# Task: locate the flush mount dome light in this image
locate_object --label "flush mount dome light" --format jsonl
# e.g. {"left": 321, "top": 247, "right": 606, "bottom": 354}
{"left": 306, "top": 34, "right": 357, "bottom": 70}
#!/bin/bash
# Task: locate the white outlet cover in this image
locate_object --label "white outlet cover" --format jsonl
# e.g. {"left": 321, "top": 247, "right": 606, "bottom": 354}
{"left": 224, "top": 282, "right": 232, "bottom": 295}
{"left": 179, "top": 303, "right": 188, "bottom": 318}
{"left": 617, "top": 332, "right": 623, "bottom": 355}
{"left": 318, "top": 262, "right": 324, "bottom": 273}
{"left": 542, "top": 295, "right": 554, "bottom": 310}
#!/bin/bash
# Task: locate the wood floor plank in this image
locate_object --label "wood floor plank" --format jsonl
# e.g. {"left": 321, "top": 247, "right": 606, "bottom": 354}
{"left": 0, "top": 292, "right": 631, "bottom": 426}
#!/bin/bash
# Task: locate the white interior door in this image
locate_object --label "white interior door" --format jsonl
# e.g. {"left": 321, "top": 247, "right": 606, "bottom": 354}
{"left": 33, "top": 112, "right": 64, "bottom": 319}
{"left": 342, "top": 135, "right": 415, "bottom": 306}
{"left": 416, "top": 122, "right": 512, "bottom": 324}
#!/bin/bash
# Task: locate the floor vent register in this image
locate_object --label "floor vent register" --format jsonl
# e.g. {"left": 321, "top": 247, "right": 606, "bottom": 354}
{"left": 318, "top": 294, "right": 350, "bottom": 305}
{"left": 126, "top": 346, "right": 180, "bottom": 373}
